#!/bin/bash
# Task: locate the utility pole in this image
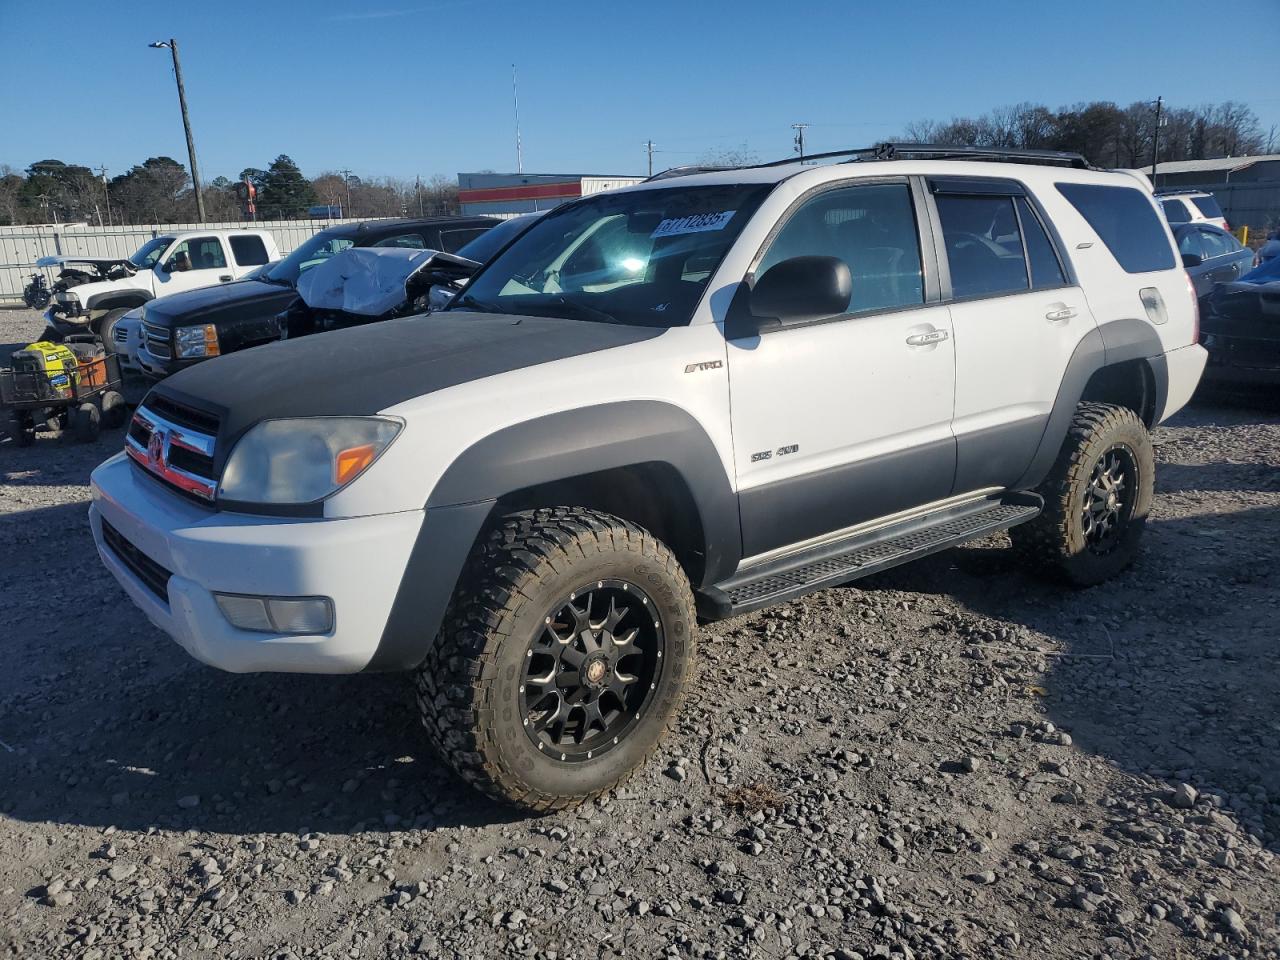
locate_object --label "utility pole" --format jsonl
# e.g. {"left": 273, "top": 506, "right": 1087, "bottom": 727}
{"left": 98, "top": 165, "right": 111, "bottom": 227}
{"left": 644, "top": 140, "right": 655, "bottom": 176}
{"left": 1150, "top": 96, "right": 1163, "bottom": 188}
{"left": 792, "top": 123, "right": 809, "bottom": 162}
{"left": 416, "top": 175, "right": 424, "bottom": 216}
{"left": 512, "top": 64, "right": 524, "bottom": 173}
{"left": 340, "top": 169, "right": 354, "bottom": 218}
{"left": 150, "top": 40, "right": 206, "bottom": 222}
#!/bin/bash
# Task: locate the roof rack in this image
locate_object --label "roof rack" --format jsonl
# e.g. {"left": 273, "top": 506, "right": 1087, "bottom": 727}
{"left": 1153, "top": 187, "right": 1211, "bottom": 197}
{"left": 753, "top": 141, "right": 1093, "bottom": 170}
{"left": 644, "top": 164, "right": 739, "bottom": 182}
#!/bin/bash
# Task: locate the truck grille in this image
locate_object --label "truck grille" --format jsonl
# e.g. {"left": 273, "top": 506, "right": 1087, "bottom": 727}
{"left": 142, "top": 322, "right": 172, "bottom": 359}
{"left": 113, "top": 324, "right": 130, "bottom": 345}
{"left": 101, "top": 519, "right": 172, "bottom": 602}
{"left": 126, "top": 397, "right": 220, "bottom": 503}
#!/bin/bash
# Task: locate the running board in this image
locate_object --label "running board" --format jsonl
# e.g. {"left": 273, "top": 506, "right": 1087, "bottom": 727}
{"left": 698, "top": 493, "right": 1042, "bottom": 619}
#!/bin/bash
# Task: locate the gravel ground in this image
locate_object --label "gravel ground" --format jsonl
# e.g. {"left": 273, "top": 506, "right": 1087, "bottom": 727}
{"left": 1, "top": 305, "right": 1278, "bottom": 960}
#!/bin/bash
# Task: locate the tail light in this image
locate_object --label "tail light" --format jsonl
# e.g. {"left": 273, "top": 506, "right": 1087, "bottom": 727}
{"left": 1224, "top": 221, "right": 1231, "bottom": 233}
{"left": 1185, "top": 271, "right": 1200, "bottom": 344}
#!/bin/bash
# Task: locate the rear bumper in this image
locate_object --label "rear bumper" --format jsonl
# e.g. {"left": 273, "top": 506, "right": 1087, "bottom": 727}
{"left": 1156, "top": 343, "right": 1208, "bottom": 422}
{"left": 89, "top": 452, "right": 423, "bottom": 673}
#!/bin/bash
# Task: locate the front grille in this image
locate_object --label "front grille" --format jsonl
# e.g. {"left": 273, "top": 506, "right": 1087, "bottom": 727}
{"left": 101, "top": 519, "right": 172, "bottom": 602}
{"left": 143, "top": 322, "right": 172, "bottom": 359}
{"left": 113, "top": 324, "right": 129, "bottom": 344}
{"left": 126, "top": 398, "right": 220, "bottom": 503}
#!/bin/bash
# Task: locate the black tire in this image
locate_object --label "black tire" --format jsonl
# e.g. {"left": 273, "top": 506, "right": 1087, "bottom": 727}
{"left": 7, "top": 411, "right": 35, "bottom": 447}
{"left": 71, "top": 403, "right": 101, "bottom": 443}
{"left": 94, "top": 308, "right": 130, "bottom": 354}
{"left": 1012, "top": 402, "right": 1154, "bottom": 587}
{"left": 101, "top": 391, "right": 128, "bottom": 429}
{"left": 417, "top": 507, "right": 696, "bottom": 811}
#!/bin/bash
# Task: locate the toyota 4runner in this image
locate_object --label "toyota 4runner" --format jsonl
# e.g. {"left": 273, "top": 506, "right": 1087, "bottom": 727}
{"left": 89, "top": 144, "right": 1207, "bottom": 811}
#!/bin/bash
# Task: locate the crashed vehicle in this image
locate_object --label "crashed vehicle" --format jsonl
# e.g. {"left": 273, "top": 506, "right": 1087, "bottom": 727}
{"left": 132, "top": 217, "right": 502, "bottom": 380}
{"left": 41, "top": 230, "right": 280, "bottom": 342}
{"left": 1199, "top": 255, "right": 1280, "bottom": 391}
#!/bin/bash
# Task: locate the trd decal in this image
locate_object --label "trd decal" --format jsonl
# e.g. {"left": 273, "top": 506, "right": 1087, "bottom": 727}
{"left": 684, "top": 360, "right": 724, "bottom": 374}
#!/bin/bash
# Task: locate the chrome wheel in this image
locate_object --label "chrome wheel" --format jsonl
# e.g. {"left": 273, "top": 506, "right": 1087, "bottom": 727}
{"left": 519, "top": 580, "right": 664, "bottom": 762}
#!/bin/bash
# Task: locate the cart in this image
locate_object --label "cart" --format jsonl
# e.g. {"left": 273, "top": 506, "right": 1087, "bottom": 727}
{"left": 2, "top": 335, "right": 128, "bottom": 446}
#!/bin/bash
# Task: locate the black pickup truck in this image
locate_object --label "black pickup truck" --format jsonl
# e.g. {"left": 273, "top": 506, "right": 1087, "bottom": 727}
{"left": 133, "top": 216, "right": 500, "bottom": 379}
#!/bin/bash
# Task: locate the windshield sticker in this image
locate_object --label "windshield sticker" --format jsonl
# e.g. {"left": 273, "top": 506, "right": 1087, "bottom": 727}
{"left": 651, "top": 210, "right": 736, "bottom": 239}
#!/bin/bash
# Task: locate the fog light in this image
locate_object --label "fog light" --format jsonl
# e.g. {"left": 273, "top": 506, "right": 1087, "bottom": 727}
{"left": 215, "top": 593, "right": 334, "bottom": 634}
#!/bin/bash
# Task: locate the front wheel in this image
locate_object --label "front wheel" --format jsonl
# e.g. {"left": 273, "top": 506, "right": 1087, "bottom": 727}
{"left": 417, "top": 508, "right": 696, "bottom": 811}
{"left": 1012, "top": 402, "right": 1154, "bottom": 586}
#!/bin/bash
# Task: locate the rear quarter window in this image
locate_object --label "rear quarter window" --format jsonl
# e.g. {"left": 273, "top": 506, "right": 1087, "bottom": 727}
{"left": 1191, "top": 195, "right": 1224, "bottom": 219}
{"left": 1057, "top": 183, "right": 1176, "bottom": 274}
{"left": 1160, "top": 199, "right": 1190, "bottom": 223}
{"left": 229, "top": 235, "right": 270, "bottom": 266}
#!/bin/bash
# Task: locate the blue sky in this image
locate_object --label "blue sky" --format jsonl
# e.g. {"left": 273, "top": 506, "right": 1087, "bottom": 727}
{"left": 2, "top": 0, "right": 1277, "bottom": 182}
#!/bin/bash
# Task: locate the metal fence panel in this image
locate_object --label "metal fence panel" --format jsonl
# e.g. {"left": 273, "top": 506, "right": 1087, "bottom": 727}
{"left": 0, "top": 219, "right": 370, "bottom": 304}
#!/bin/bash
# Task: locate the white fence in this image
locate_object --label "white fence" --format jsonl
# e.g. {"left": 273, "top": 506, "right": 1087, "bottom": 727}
{"left": 0, "top": 219, "right": 370, "bottom": 304}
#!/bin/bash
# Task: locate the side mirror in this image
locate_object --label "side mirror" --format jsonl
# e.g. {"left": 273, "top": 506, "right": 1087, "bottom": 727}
{"left": 1181, "top": 253, "right": 1203, "bottom": 268}
{"left": 749, "top": 256, "right": 851, "bottom": 331}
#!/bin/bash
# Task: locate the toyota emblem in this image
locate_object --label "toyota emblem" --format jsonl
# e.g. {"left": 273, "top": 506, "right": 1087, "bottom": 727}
{"left": 148, "top": 428, "right": 167, "bottom": 468}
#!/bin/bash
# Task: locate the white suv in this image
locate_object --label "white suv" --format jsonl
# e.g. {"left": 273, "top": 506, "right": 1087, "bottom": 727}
{"left": 1156, "top": 189, "right": 1230, "bottom": 231}
{"left": 41, "top": 229, "right": 280, "bottom": 342}
{"left": 89, "top": 144, "right": 1206, "bottom": 810}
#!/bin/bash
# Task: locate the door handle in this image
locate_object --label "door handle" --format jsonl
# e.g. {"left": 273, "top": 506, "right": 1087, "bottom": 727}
{"left": 905, "top": 329, "right": 949, "bottom": 346}
{"left": 1045, "top": 307, "right": 1077, "bottom": 322}
{"left": 219, "top": 274, "right": 232, "bottom": 282}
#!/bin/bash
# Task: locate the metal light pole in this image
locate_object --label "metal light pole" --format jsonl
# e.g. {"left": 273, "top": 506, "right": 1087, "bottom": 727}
{"left": 150, "top": 39, "right": 206, "bottom": 222}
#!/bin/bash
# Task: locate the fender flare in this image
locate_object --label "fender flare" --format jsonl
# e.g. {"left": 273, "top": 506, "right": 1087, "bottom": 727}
{"left": 86, "top": 290, "right": 153, "bottom": 315}
{"left": 366, "top": 400, "right": 740, "bottom": 672}
{"left": 1014, "top": 318, "right": 1169, "bottom": 491}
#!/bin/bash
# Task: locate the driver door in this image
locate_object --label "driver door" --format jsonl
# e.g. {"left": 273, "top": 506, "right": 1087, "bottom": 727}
{"left": 156, "top": 237, "right": 233, "bottom": 293}
{"left": 726, "top": 179, "right": 957, "bottom": 560}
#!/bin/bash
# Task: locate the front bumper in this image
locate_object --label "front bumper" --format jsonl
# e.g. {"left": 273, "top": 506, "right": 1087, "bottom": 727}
{"left": 89, "top": 452, "right": 423, "bottom": 673}
{"left": 136, "top": 342, "right": 200, "bottom": 380}
{"left": 45, "top": 304, "right": 89, "bottom": 336}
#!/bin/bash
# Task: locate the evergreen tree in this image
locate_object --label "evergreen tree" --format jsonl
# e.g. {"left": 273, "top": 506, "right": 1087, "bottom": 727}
{"left": 258, "top": 155, "right": 317, "bottom": 219}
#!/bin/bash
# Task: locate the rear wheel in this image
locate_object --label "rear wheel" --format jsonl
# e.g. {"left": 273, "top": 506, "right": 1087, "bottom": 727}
{"left": 416, "top": 507, "right": 696, "bottom": 811}
{"left": 71, "top": 403, "right": 101, "bottom": 443}
{"left": 101, "top": 391, "right": 128, "bottom": 429}
{"left": 7, "top": 411, "right": 35, "bottom": 447}
{"left": 1012, "top": 402, "right": 1154, "bottom": 586}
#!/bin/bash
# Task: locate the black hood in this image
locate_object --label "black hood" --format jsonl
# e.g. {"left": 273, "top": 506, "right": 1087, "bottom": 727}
{"left": 143, "top": 279, "right": 299, "bottom": 328}
{"left": 151, "top": 311, "right": 665, "bottom": 454}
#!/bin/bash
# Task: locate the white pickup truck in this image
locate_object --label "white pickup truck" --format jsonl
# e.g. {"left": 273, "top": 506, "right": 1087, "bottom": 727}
{"left": 41, "top": 229, "right": 280, "bottom": 342}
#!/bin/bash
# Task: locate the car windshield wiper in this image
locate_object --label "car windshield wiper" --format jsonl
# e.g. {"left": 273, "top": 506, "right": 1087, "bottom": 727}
{"left": 451, "top": 293, "right": 508, "bottom": 314}
{"left": 537, "top": 296, "right": 618, "bottom": 325}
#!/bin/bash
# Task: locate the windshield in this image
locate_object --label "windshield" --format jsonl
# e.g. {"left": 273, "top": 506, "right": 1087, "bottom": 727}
{"left": 264, "top": 231, "right": 357, "bottom": 285}
{"left": 130, "top": 236, "right": 175, "bottom": 268}
{"left": 450, "top": 184, "right": 772, "bottom": 326}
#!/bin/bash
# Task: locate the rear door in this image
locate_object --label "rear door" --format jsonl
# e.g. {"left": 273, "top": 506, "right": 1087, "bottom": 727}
{"left": 1199, "top": 226, "right": 1250, "bottom": 286}
{"left": 931, "top": 177, "right": 1094, "bottom": 493}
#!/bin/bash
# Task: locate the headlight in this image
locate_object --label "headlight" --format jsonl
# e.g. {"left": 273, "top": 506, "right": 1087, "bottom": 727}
{"left": 175, "top": 323, "right": 220, "bottom": 358}
{"left": 219, "top": 417, "right": 402, "bottom": 505}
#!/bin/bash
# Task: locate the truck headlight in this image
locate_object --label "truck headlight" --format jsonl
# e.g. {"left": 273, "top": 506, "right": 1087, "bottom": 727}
{"left": 219, "top": 417, "right": 402, "bottom": 506}
{"left": 175, "top": 323, "right": 220, "bottom": 358}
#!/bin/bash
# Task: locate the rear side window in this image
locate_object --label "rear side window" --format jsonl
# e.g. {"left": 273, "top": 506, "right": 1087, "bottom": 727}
{"left": 1177, "top": 229, "right": 1204, "bottom": 258}
{"left": 372, "top": 233, "right": 426, "bottom": 249}
{"left": 935, "top": 194, "right": 1029, "bottom": 298}
{"left": 1016, "top": 197, "right": 1067, "bottom": 288}
{"left": 1199, "top": 228, "right": 1236, "bottom": 259}
{"left": 439, "top": 227, "right": 490, "bottom": 253}
{"left": 1160, "top": 199, "right": 1190, "bottom": 223}
{"left": 758, "top": 182, "right": 924, "bottom": 315}
{"left": 1057, "top": 183, "right": 1176, "bottom": 274}
{"left": 229, "top": 235, "right": 269, "bottom": 266}
{"left": 1191, "top": 195, "right": 1224, "bottom": 219}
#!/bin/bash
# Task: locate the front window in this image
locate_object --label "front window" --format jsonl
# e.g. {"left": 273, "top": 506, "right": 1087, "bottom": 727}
{"left": 264, "top": 232, "right": 357, "bottom": 285}
{"left": 450, "top": 184, "right": 773, "bottom": 327}
{"left": 130, "top": 236, "right": 175, "bottom": 268}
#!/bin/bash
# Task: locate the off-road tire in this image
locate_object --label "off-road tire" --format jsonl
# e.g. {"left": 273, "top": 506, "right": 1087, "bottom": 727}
{"left": 1012, "top": 402, "right": 1154, "bottom": 586}
{"left": 94, "top": 309, "right": 130, "bottom": 354}
{"left": 416, "top": 507, "right": 697, "bottom": 812}
{"left": 71, "top": 402, "right": 101, "bottom": 443}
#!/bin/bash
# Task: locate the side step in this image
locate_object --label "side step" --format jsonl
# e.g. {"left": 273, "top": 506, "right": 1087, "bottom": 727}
{"left": 698, "top": 494, "right": 1042, "bottom": 619}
